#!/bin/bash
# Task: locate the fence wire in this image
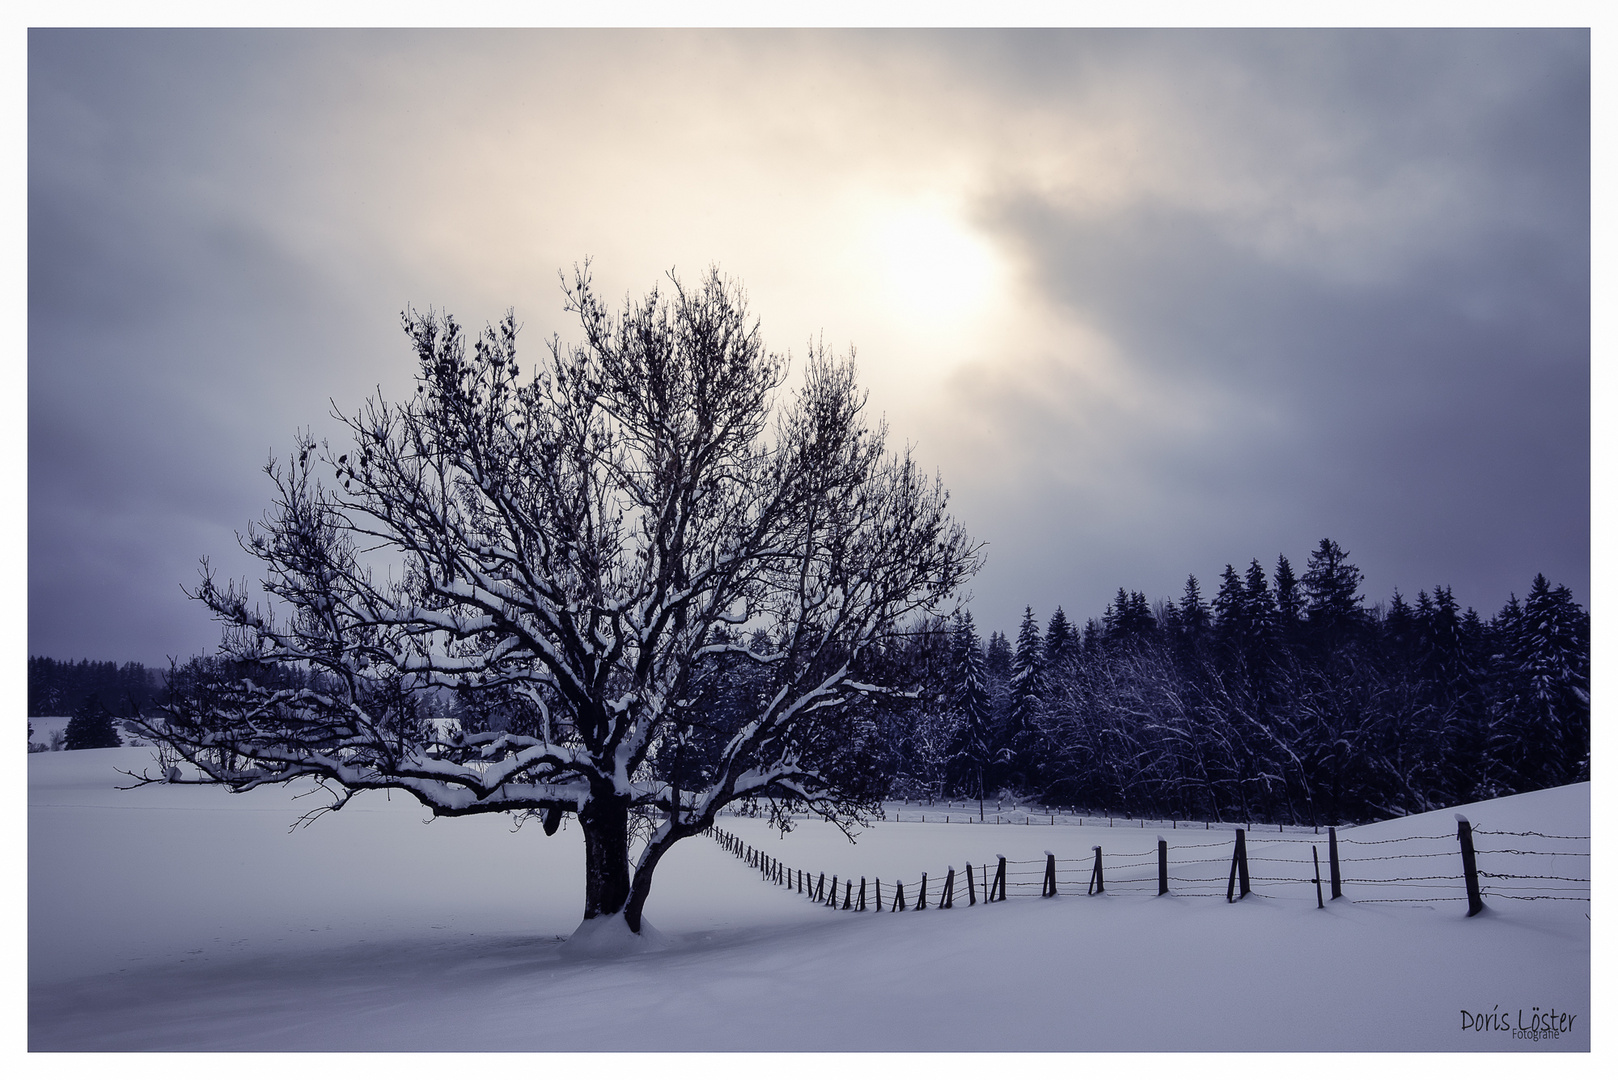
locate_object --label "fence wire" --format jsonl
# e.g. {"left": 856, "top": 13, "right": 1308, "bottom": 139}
{"left": 706, "top": 809, "right": 1588, "bottom": 920}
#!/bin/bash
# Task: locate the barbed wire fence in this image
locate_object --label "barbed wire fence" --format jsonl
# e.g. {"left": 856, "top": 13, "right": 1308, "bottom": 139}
{"left": 705, "top": 809, "right": 1589, "bottom": 919}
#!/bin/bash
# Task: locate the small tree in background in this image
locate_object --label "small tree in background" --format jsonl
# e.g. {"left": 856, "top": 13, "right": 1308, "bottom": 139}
{"left": 64, "top": 696, "right": 121, "bottom": 750}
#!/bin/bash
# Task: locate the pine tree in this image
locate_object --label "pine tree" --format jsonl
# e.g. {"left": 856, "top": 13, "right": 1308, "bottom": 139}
{"left": 1244, "top": 559, "right": 1277, "bottom": 650}
{"left": 985, "top": 630, "right": 1012, "bottom": 681}
{"left": 1301, "top": 538, "right": 1364, "bottom": 649}
{"left": 1383, "top": 589, "right": 1415, "bottom": 662}
{"left": 1212, "top": 564, "right": 1247, "bottom": 642}
{"left": 1507, "top": 575, "right": 1590, "bottom": 786}
{"left": 1003, "top": 607, "right": 1045, "bottom": 791}
{"left": 946, "top": 611, "right": 993, "bottom": 800}
{"left": 1180, "top": 575, "right": 1210, "bottom": 634}
{"left": 1045, "top": 606, "right": 1076, "bottom": 669}
{"left": 63, "top": 695, "right": 121, "bottom": 751}
{"left": 1273, "top": 554, "right": 1302, "bottom": 640}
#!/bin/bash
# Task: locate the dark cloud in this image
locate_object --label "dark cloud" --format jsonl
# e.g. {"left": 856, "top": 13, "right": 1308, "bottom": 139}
{"left": 945, "top": 32, "right": 1588, "bottom": 629}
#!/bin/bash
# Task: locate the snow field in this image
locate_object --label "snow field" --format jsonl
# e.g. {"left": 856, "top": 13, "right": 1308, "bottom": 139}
{"left": 28, "top": 747, "right": 1589, "bottom": 1052}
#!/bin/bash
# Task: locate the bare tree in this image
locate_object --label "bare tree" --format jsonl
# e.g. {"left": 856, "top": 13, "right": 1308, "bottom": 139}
{"left": 132, "top": 266, "right": 981, "bottom": 935}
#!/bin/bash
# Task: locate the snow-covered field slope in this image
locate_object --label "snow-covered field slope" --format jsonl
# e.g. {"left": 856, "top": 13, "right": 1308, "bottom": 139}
{"left": 29, "top": 747, "right": 1589, "bottom": 1051}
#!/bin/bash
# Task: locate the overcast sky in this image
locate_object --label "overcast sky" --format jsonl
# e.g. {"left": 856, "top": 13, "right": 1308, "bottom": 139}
{"left": 28, "top": 28, "right": 1590, "bottom": 668}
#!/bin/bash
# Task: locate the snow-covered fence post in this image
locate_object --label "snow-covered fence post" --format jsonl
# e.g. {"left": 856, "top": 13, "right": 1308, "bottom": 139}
{"left": 895, "top": 880, "right": 907, "bottom": 911}
{"left": 1158, "top": 836, "right": 1169, "bottom": 896}
{"left": 1457, "top": 814, "right": 1485, "bottom": 917}
{"left": 1327, "top": 827, "right": 1342, "bottom": 899}
{"left": 942, "top": 867, "right": 955, "bottom": 909}
{"left": 918, "top": 873, "right": 929, "bottom": 910}
{"left": 966, "top": 863, "right": 977, "bottom": 905}
{"left": 1041, "top": 851, "right": 1057, "bottom": 897}
{"left": 1312, "top": 845, "right": 1324, "bottom": 909}
{"left": 858, "top": 877, "right": 867, "bottom": 911}
{"left": 1226, "top": 828, "right": 1250, "bottom": 902}
{"left": 843, "top": 879, "right": 852, "bottom": 910}
{"left": 993, "top": 856, "right": 1007, "bottom": 901}
{"left": 875, "top": 878, "right": 882, "bottom": 910}
{"left": 827, "top": 876, "right": 838, "bottom": 907}
{"left": 1087, "top": 846, "right": 1105, "bottom": 895}
{"left": 816, "top": 873, "right": 826, "bottom": 903}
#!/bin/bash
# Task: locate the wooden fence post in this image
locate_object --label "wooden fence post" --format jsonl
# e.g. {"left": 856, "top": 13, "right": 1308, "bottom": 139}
{"left": 1088, "top": 845, "right": 1105, "bottom": 895}
{"left": 993, "top": 856, "right": 1007, "bottom": 902}
{"left": 1158, "top": 836, "right": 1169, "bottom": 896}
{"left": 1457, "top": 814, "right": 1485, "bottom": 917}
{"left": 918, "top": 873, "right": 928, "bottom": 910}
{"left": 966, "top": 863, "right": 977, "bottom": 905}
{"left": 1312, "top": 845, "right": 1324, "bottom": 909}
{"left": 844, "top": 879, "right": 852, "bottom": 910}
{"left": 1042, "top": 851, "right": 1057, "bottom": 897}
{"left": 1226, "top": 828, "right": 1250, "bottom": 902}
{"left": 942, "top": 867, "right": 955, "bottom": 909}
{"left": 858, "top": 877, "right": 867, "bottom": 911}
{"left": 875, "top": 878, "right": 882, "bottom": 910}
{"left": 1328, "top": 827, "right": 1342, "bottom": 900}
{"left": 895, "top": 880, "right": 907, "bottom": 911}
{"left": 828, "top": 876, "right": 838, "bottom": 907}
{"left": 816, "top": 872, "right": 825, "bottom": 903}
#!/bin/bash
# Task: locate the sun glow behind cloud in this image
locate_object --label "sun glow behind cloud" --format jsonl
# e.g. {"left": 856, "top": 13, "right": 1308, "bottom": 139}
{"left": 868, "top": 202, "right": 1003, "bottom": 332}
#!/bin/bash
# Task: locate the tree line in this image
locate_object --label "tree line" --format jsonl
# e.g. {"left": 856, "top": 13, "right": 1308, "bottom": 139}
{"left": 863, "top": 539, "right": 1589, "bottom": 826}
{"left": 27, "top": 656, "right": 165, "bottom": 717}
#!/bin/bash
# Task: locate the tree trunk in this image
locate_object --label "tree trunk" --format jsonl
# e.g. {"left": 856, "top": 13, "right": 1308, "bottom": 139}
{"left": 579, "top": 793, "right": 632, "bottom": 924}
{"left": 624, "top": 832, "right": 679, "bottom": 934}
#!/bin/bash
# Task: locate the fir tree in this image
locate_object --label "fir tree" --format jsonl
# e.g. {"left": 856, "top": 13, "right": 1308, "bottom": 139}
{"left": 63, "top": 695, "right": 121, "bottom": 751}
{"left": 1273, "top": 554, "right": 1302, "bottom": 639}
{"left": 946, "top": 611, "right": 993, "bottom": 800}
{"left": 1301, "top": 538, "right": 1364, "bottom": 648}
{"left": 1002, "top": 607, "right": 1045, "bottom": 790}
{"left": 1212, "top": 564, "right": 1247, "bottom": 641}
{"left": 1180, "top": 575, "right": 1210, "bottom": 632}
{"left": 1045, "top": 606, "right": 1076, "bottom": 669}
{"left": 1508, "top": 575, "right": 1590, "bottom": 785}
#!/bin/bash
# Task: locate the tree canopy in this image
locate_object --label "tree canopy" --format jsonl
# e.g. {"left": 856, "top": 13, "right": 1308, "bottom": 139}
{"left": 133, "top": 266, "right": 981, "bottom": 934}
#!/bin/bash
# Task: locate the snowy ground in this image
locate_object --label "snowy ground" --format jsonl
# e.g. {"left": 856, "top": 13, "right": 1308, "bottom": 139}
{"left": 28, "top": 746, "right": 1590, "bottom": 1053}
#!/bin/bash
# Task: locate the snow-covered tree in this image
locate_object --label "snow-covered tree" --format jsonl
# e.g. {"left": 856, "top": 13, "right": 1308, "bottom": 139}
{"left": 945, "top": 610, "right": 992, "bottom": 800}
{"left": 1501, "top": 574, "right": 1590, "bottom": 786}
{"left": 131, "top": 266, "right": 980, "bottom": 936}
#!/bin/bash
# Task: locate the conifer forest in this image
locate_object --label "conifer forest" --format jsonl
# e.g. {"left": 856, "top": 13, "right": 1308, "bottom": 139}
{"left": 860, "top": 539, "right": 1588, "bottom": 827}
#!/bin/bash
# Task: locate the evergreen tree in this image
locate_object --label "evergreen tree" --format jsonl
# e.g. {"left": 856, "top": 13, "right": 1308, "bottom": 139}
{"left": 1045, "top": 606, "right": 1076, "bottom": 669}
{"left": 1003, "top": 607, "right": 1045, "bottom": 790}
{"left": 985, "top": 630, "right": 1012, "bottom": 681}
{"left": 1273, "top": 554, "right": 1302, "bottom": 640}
{"left": 1212, "top": 564, "right": 1247, "bottom": 642}
{"left": 1383, "top": 589, "right": 1415, "bottom": 662}
{"left": 1507, "top": 575, "right": 1590, "bottom": 786}
{"left": 945, "top": 611, "right": 993, "bottom": 799}
{"left": 1081, "top": 618, "right": 1102, "bottom": 657}
{"left": 63, "top": 696, "right": 121, "bottom": 750}
{"left": 1009, "top": 607, "right": 1044, "bottom": 721}
{"left": 1301, "top": 538, "right": 1364, "bottom": 648}
{"left": 1244, "top": 559, "right": 1277, "bottom": 651}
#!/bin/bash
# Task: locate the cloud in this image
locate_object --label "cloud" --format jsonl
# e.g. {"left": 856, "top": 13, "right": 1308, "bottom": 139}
{"left": 26, "top": 30, "right": 1589, "bottom": 664}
